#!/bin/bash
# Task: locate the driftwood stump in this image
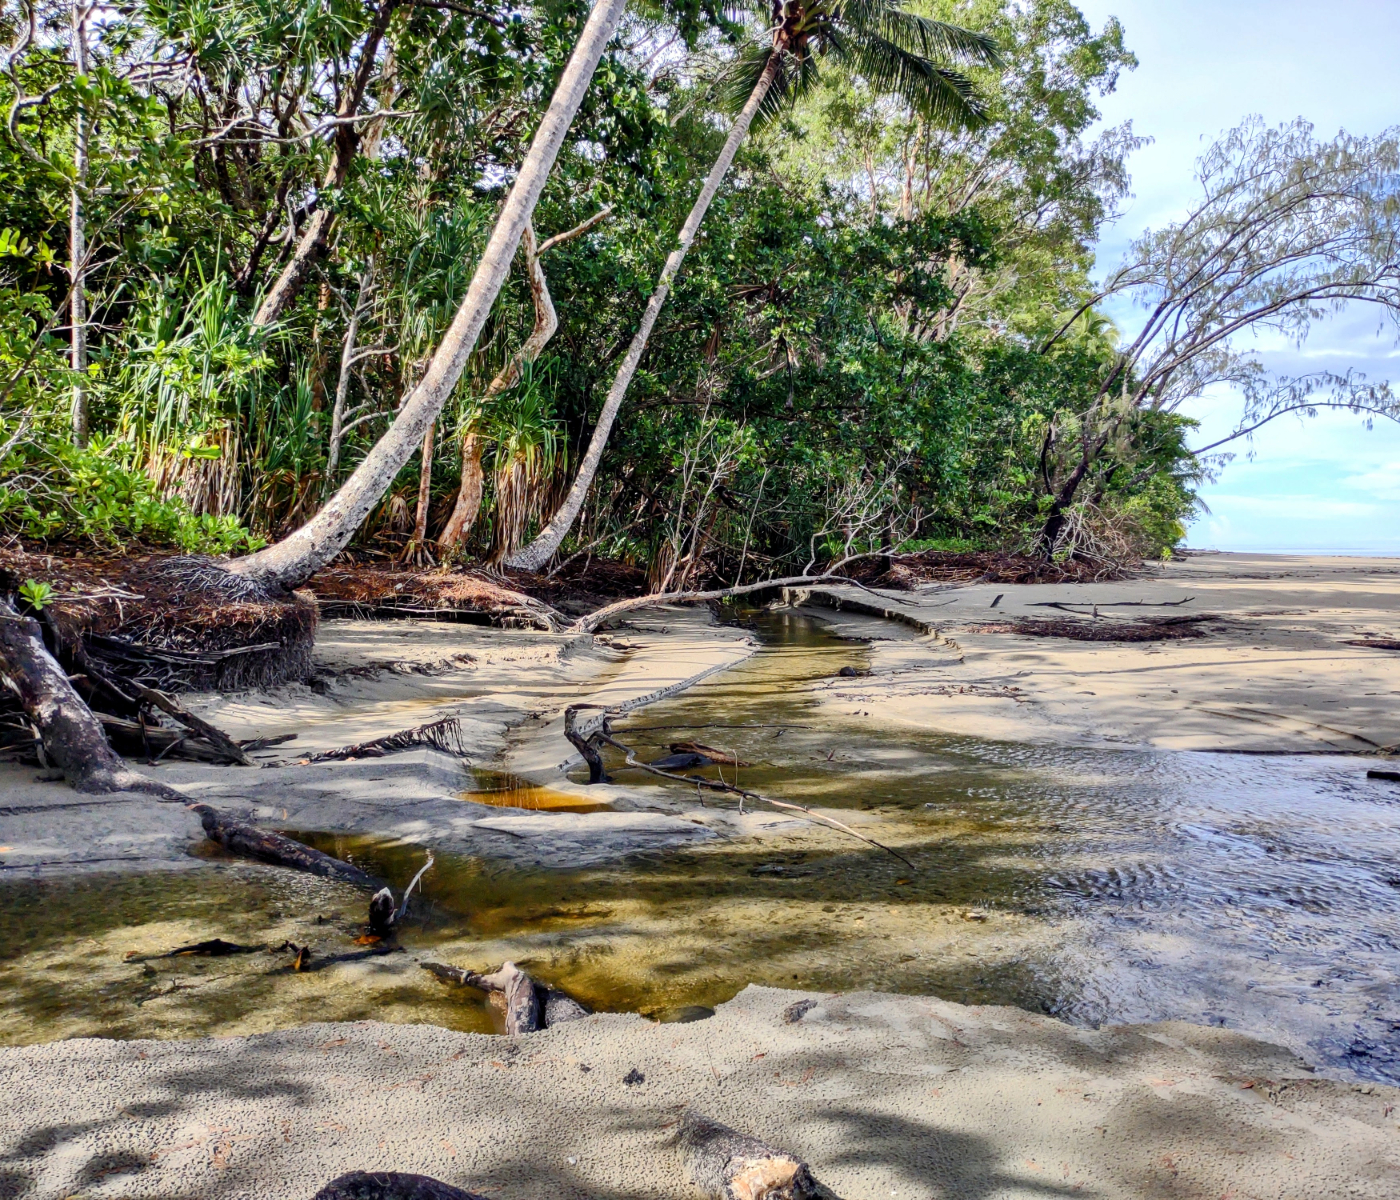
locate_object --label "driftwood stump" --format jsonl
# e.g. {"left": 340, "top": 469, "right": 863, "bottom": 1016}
{"left": 422, "top": 960, "right": 591, "bottom": 1033}
{"left": 678, "top": 1109, "right": 825, "bottom": 1200}
{"left": 313, "top": 1171, "right": 491, "bottom": 1200}
{"left": 564, "top": 704, "right": 609, "bottom": 783}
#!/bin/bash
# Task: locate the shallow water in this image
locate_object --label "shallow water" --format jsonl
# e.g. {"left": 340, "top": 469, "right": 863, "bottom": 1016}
{"left": 3, "top": 609, "right": 1399, "bottom": 1084}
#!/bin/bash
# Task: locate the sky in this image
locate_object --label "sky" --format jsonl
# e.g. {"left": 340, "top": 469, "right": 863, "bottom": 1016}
{"left": 1072, "top": 0, "right": 1400, "bottom": 553}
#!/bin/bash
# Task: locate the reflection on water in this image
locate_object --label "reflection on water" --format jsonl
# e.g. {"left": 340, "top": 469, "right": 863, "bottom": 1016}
{"left": 459, "top": 769, "right": 611, "bottom": 813}
{"left": 2, "top": 608, "right": 1399, "bottom": 1085}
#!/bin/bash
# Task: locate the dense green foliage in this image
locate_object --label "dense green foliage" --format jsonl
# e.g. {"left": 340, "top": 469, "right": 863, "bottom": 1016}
{"left": 0, "top": 0, "right": 1199, "bottom": 573}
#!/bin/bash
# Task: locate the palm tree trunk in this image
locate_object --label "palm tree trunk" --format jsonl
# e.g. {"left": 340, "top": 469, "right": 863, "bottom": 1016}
{"left": 227, "top": 0, "right": 630, "bottom": 590}
{"left": 438, "top": 431, "right": 484, "bottom": 550}
{"left": 507, "top": 53, "right": 782, "bottom": 572}
{"left": 404, "top": 419, "right": 436, "bottom": 564}
{"left": 69, "top": 0, "right": 89, "bottom": 447}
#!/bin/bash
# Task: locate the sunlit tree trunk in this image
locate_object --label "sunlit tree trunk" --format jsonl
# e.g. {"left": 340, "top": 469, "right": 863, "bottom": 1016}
{"left": 69, "top": 0, "right": 89, "bottom": 447}
{"left": 507, "top": 54, "right": 782, "bottom": 572}
{"left": 227, "top": 0, "right": 630, "bottom": 590}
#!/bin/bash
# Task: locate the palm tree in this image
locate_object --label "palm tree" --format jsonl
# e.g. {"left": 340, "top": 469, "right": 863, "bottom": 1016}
{"left": 508, "top": 0, "right": 1001, "bottom": 571}
{"left": 226, "top": 0, "right": 631, "bottom": 590}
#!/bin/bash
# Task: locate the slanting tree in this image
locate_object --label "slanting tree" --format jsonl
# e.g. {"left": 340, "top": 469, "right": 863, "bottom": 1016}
{"left": 1036, "top": 117, "right": 1400, "bottom": 553}
{"left": 225, "top": 0, "right": 632, "bottom": 590}
{"left": 508, "top": 0, "right": 1001, "bottom": 571}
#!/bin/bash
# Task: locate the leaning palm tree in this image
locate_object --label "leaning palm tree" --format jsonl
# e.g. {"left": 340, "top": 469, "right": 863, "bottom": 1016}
{"left": 508, "top": 0, "right": 1001, "bottom": 571}
{"left": 225, "top": 0, "right": 630, "bottom": 591}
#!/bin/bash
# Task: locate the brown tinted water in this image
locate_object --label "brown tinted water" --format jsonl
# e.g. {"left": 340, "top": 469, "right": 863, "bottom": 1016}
{"left": 2, "top": 609, "right": 1399, "bottom": 1085}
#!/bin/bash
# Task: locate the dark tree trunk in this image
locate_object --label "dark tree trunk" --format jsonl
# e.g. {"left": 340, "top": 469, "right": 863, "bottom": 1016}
{"left": 0, "top": 599, "right": 185, "bottom": 799}
{"left": 314, "top": 1172, "right": 491, "bottom": 1200}
{"left": 193, "top": 804, "right": 382, "bottom": 889}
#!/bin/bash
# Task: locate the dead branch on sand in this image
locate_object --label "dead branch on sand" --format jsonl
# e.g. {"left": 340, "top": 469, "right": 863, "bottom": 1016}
{"left": 421, "top": 959, "right": 591, "bottom": 1034}
{"left": 562, "top": 705, "right": 914, "bottom": 869}
{"left": 307, "top": 717, "right": 470, "bottom": 762}
{"left": 678, "top": 1108, "right": 831, "bottom": 1200}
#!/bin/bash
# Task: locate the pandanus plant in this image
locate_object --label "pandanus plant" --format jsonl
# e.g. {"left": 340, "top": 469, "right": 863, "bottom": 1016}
{"left": 508, "top": 0, "right": 1002, "bottom": 571}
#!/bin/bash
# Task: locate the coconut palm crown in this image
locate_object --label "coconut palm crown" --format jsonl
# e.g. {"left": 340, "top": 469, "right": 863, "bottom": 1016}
{"left": 725, "top": 0, "right": 1002, "bottom": 129}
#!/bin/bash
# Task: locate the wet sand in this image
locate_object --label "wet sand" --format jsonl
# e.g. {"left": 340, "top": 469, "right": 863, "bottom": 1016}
{"left": 0, "top": 607, "right": 756, "bottom": 878}
{"left": 801, "top": 551, "right": 1400, "bottom": 752}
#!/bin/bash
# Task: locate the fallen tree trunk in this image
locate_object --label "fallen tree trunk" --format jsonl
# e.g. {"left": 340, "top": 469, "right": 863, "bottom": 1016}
{"left": 314, "top": 1172, "right": 491, "bottom": 1200}
{"left": 0, "top": 598, "right": 185, "bottom": 799}
{"left": 192, "top": 804, "right": 381, "bottom": 889}
{"left": 422, "top": 959, "right": 590, "bottom": 1033}
{"left": 567, "top": 573, "right": 909, "bottom": 634}
{"left": 678, "top": 1109, "right": 824, "bottom": 1200}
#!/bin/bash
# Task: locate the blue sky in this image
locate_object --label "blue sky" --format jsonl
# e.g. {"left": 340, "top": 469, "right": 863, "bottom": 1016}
{"left": 1074, "top": 0, "right": 1400, "bottom": 552}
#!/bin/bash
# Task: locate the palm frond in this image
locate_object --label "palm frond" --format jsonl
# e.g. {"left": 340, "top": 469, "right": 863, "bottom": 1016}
{"left": 884, "top": 11, "right": 1001, "bottom": 67}
{"left": 717, "top": 42, "right": 820, "bottom": 128}
{"left": 829, "top": 26, "right": 990, "bottom": 127}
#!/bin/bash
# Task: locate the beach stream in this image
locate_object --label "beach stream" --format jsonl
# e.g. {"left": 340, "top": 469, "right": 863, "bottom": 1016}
{"left": 3, "top": 609, "right": 1399, "bottom": 1085}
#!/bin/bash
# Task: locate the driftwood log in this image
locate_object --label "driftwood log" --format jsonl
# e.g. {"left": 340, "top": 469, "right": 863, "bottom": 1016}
{"left": 564, "top": 704, "right": 609, "bottom": 783}
{"left": 192, "top": 804, "right": 382, "bottom": 889}
{"left": 678, "top": 1109, "right": 827, "bottom": 1200}
{"left": 314, "top": 1171, "right": 491, "bottom": 1200}
{"left": 422, "top": 960, "right": 590, "bottom": 1033}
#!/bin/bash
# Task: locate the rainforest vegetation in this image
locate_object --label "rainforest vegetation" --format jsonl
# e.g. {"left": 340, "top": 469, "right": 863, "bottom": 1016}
{"left": 2, "top": 0, "right": 1397, "bottom": 585}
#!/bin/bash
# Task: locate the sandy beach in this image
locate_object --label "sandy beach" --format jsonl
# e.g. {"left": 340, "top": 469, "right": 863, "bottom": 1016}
{"left": 802, "top": 552, "right": 1400, "bottom": 753}
{"left": 1, "top": 984, "right": 1395, "bottom": 1200}
{"left": 3, "top": 553, "right": 1400, "bottom": 1199}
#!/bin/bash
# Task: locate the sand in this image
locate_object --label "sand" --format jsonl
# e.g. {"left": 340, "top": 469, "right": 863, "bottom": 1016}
{"left": 799, "top": 551, "right": 1400, "bottom": 753}
{"left": 0, "top": 983, "right": 1395, "bottom": 1200}
{"left": 0, "top": 607, "right": 756, "bottom": 878}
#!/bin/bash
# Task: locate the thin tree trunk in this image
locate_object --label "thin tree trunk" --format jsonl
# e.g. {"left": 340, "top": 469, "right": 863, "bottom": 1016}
{"left": 437, "top": 431, "right": 484, "bottom": 550}
{"left": 403, "top": 420, "right": 435, "bottom": 564}
{"left": 251, "top": 0, "right": 400, "bottom": 327}
{"left": 439, "top": 210, "right": 608, "bottom": 553}
{"left": 325, "top": 259, "right": 373, "bottom": 488}
{"left": 507, "top": 54, "right": 782, "bottom": 572}
{"left": 69, "top": 0, "right": 89, "bottom": 447}
{"left": 228, "top": 0, "right": 630, "bottom": 590}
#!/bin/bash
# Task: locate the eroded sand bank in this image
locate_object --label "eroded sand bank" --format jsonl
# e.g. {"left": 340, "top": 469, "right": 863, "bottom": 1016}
{"left": 801, "top": 551, "right": 1400, "bottom": 752}
{"left": 1, "top": 984, "right": 1395, "bottom": 1200}
{"left": 0, "top": 607, "right": 756, "bottom": 877}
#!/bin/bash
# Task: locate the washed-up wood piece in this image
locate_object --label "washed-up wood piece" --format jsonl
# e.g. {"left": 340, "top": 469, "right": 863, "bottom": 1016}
{"left": 305, "top": 716, "right": 468, "bottom": 762}
{"left": 678, "top": 1108, "right": 827, "bottom": 1200}
{"left": 670, "top": 741, "right": 752, "bottom": 767}
{"left": 193, "top": 804, "right": 381, "bottom": 889}
{"left": 564, "top": 703, "right": 609, "bottom": 783}
{"left": 421, "top": 959, "right": 591, "bottom": 1033}
{"left": 314, "top": 1171, "right": 491, "bottom": 1200}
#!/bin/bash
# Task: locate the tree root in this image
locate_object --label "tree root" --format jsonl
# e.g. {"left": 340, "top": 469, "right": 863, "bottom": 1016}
{"left": 421, "top": 959, "right": 591, "bottom": 1034}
